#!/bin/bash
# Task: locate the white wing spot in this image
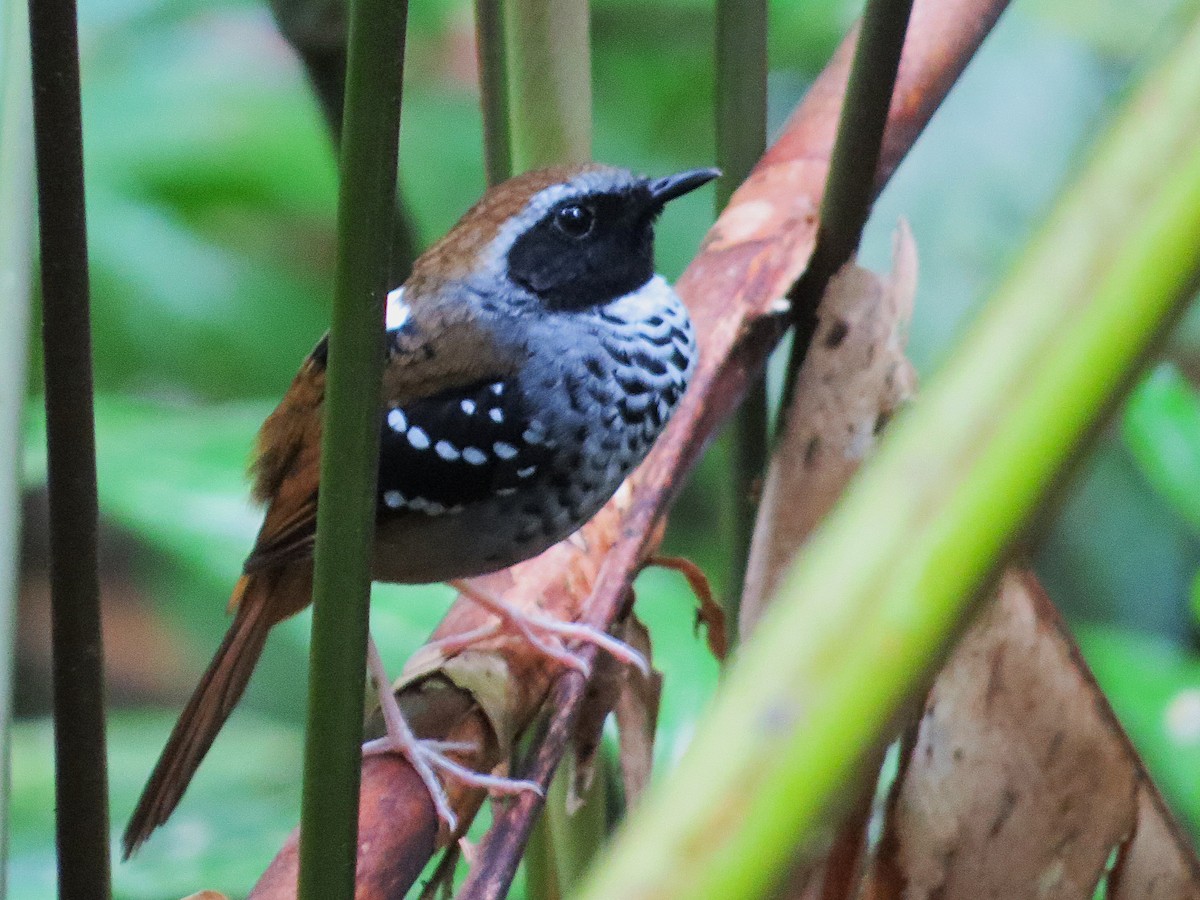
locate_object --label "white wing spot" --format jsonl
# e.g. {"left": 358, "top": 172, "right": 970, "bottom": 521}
{"left": 490, "top": 382, "right": 504, "bottom": 396}
{"left": 489, "top": 408, "right": 504, "bottom": 424}
{"left": 407, "top": 427, "right": 430, "bottom": 450}
{"left": 494, "top": 441, "right": 518, "bottom": 460}
{"left": 463, "top": 447, "right": 488, "bottom": 466}
{"left": 461, "top": 399, "right": 476, "bottom": 415}
{"left": 387, "top": 408, "right": 407, "bottom": 433}
{"left": 496, "top": 487, "right": 517, "bottom": 497}
{"left": 383, "top": 490, "right": 405, "bottom": 509}
{"left": 517, "top": 465, "right": 537, "bottom": 479}
{"left": 435, "top": 440, "right": 460, "bottom": 461}
{"left": 385, "top": 287, "right": 410, "bottom": 330}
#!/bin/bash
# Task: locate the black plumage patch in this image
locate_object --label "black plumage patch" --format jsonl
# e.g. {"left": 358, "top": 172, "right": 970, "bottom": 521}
{"left": 376, "top": 376, "right": 555, "bottom": 516}
{"left": 507, "top": 190, "right": 656, "bottom": 311}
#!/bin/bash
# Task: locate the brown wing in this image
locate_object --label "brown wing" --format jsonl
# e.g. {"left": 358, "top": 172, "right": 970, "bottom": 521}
{"left": 241, "top": 309, "right": 524, "bottom": 580}
{"left": 241, "top": 348, "right": 325, "bottom": 578}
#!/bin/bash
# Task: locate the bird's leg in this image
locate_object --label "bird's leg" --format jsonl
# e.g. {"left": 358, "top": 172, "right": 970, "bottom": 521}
{"left": 363, "top": 636, "right": 542, "bottom": 833}
{"left": 446, "top": 579, "right": 650, "bottom": 677}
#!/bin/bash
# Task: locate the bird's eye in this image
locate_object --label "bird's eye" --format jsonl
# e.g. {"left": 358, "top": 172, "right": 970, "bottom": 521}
{"left": 553, "top": 204, "right": 594, "bottom": 238}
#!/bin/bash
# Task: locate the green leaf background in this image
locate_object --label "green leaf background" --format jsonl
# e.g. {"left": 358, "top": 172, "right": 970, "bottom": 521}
{"left": 11, "top": 0, "right": 1200, "bottom": 896}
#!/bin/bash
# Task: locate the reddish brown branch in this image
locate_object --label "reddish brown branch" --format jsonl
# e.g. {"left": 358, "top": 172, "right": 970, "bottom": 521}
{"left": 248, "top": 0, "right": 1011, "bottom": 896}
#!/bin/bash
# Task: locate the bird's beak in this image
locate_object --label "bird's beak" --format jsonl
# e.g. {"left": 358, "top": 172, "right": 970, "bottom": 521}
{"left": 646, "top": 167, "right": 721, "bottom": 208}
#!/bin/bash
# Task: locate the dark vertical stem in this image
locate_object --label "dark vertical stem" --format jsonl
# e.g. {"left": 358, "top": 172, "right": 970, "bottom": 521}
{"left": 475, "top": 0, "right": 512, "bottom": 186}
{"left": 27, "top": 0, "right": 112, "bottom": 893}
{"left": 715, "top": 0, "right": 768, "bottom": 647}
{"left": 782, "top": 0, "right": 916, "bottom": 404}
{"left": 295, "top": 0, "right": 408, "bottom": 896}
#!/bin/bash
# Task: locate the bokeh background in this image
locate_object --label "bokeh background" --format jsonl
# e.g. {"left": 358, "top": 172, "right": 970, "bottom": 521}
{"left": 11, "top": 0, "right": 1200, "bottom": 896}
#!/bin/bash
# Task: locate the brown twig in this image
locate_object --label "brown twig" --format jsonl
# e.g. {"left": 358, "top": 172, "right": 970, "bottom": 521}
{"left": 248, "top": 1, "right": 1011, "bottom": 895}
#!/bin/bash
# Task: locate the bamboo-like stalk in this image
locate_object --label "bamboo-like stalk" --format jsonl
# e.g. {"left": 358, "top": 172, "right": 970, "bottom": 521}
{"left": 27, "top": 0, "right": 112, "bottom": 891}
{"left": 576, "top": 15, "right": 1200, "bottom": 900}
{"left": 475, "top": 0, "right": 512, "bottom": 185}
{"left": 503, "top": 0, "right": 591, "bottom": 171}
{"left": 294, "top": 0, "right": 409, "bottom": 896}
{"left": 0, "top": 0, "right": 35, "bottom": 885}
{"left": 715, "top": 0, "right": 768, "bottom": 645}
{"left": 784, "top": 0, "right": 915, "bottom": 401}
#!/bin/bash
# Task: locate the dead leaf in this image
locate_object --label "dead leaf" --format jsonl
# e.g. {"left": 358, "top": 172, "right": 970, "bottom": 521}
{"left": 741, "top": 221, "right": 918, "bottom": 635}
{"left": 613, "top": 616, "right": 663, "bottom": 809}
{"left": 861, "top": 571, "right": 1173, "bottom": 899}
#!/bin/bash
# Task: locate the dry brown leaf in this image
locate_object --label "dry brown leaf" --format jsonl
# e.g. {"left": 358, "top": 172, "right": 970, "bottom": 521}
{"left": 613, "top": 615, "right": 662, "bottom": 809}
{"left": 741, "top": 221, "right": 917, "bottom": 635}
{"left": 860, "top": 570, "right": 1200, "bottom": 900}
{"left": 1109, "top": 783, "right": 1200, "bottom": 899}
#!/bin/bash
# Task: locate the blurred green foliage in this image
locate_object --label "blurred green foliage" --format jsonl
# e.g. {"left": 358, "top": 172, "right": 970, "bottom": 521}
{"left": 11, "top": 0, "right": 1200, "bottom": 896}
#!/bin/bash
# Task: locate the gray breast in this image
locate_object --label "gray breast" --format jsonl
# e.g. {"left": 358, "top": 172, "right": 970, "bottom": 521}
{"left": 372, "top": 275, "right": 695, "bottom": 584}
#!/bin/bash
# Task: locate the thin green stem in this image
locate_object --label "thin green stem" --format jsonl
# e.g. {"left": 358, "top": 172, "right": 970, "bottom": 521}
{"left": 475, "top": 0, "right": 512, "bottom": 185}
{"left": 544, "top": 756, "right": 607, "bottom": 891}
{"left": 783, "top": 0, "right": 915, "bottom": 404}
{"left": 524, "top": 805, "right": 562, "bottom": 900}
{"left": 715, "top": 0, "right": 768, "bottom": 645}
{"left": 576, "top": 15, "right": 1200, "bottom": 899}
{"left": 0, "top": 0, "right": 34, "bottom": 885}
{"left": 27, "top": 0, "right": 112, "bottom": 890}
{"left": 503, "top": 0, "right": 591, "bottom": 171}
{"left": 295, "top": 0, "right": 408, "bottom": 896}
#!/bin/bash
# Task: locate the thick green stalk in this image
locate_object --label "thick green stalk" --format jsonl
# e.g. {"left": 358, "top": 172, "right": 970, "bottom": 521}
{"left": 503, "top": 0, "right": 591, "bottom": 171}
{"left": 0, "top": 0, "right": 34, "bottom": 885}
{"left": 715, "top": 0, "right": 768, "bottom": 646}
{"left": 475, "top": 0, "right": 512, "bottom": 185}
{"left": 295, "top": 0, "right": 408, "bottom": 896}
{"left": 576, "top": 15, "right": 1200, "bottom": 900}
{"left": 27, "top": 0, "right": 112, "bottom": 889}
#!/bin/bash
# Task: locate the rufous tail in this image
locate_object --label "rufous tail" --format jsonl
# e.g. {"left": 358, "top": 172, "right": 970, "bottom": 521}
{"left": 123, "top": 568, "right": 307, "bottom": 857}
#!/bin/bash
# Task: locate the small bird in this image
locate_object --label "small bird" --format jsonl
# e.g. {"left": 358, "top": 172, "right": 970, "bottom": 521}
{"left": 123, "top": 163, "right": 717, "bottom": 856}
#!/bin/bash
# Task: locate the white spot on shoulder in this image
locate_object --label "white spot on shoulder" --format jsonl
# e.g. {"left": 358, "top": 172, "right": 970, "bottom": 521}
{"left": 493, "top": 441, "right": 518, "bottom": 459}
{"left": 463, "top": 446, "right": 488, "bottom": 466}
{"left": 435, "top": 440, "right": 460, "bottom": 461}
{"left": 385, "top": 287, "right": 410, "bottom": 331}
{"left": 461, "top": 399, "right": 476, "bottom": 415}
{"left": 407, "top": 427, "right": 430, "bottom": 450}
{"left": 387, "top": 408, "right": 407, "bottom": 433}
{"left": 489, "top": 407, "right": 504, "bottom": 423}
{"left": 383, "top": 490, "right": 405, "bottom": 509}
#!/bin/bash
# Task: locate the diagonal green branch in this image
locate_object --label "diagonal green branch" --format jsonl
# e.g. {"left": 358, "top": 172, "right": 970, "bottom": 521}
{"left": 295, "top": 0, "right": 409, "bottom": 896}
{"left": 576, "top": 12, "right": 1200, "bottom": 900}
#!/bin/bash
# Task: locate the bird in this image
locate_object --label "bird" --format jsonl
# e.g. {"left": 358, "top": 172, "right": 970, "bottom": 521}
{"left": 123, "top": 162, "right": 718, "bottom": 856}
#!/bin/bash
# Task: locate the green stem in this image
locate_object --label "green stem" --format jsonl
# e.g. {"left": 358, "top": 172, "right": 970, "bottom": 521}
{"left": 783, "top": 0, "right": 915, "bottom": 403}
{"left": 715, "top": 0, "right": 768, "bottom": 647}
{"left": 0, "top": 0, "right": 34, "bottom": 885}
{"left": 27, "top": 0, "right": 112, "bottom": 889}
{"left": 524, "top": 806, "right": 562, "bottom": 900}
{"left": 475, "top": 0, "right": 512, "bottom": 185}
{"left": 503, "top": 0, "right": 591, "bottom": 171}
{"left": 295, "top": 0, "right": 408, "bottom": 896}
{"left": 576, "top": 13, "right": 1200, "bottom": 900}
{"left": 545, "top": 755, "right": 608, "bottom": 892}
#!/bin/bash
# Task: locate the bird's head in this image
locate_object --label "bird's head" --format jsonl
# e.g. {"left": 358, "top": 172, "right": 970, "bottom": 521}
{"left": 408, "top": 164, "right": 719, "bottom": 314}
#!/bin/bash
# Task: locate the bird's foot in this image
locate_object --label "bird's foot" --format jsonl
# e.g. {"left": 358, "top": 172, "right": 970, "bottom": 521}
{"left": 365, "top": 637, "right": 541, "bottom": 833}
{"left": 443, "top": 579, "right": 650, "bottom": 678}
